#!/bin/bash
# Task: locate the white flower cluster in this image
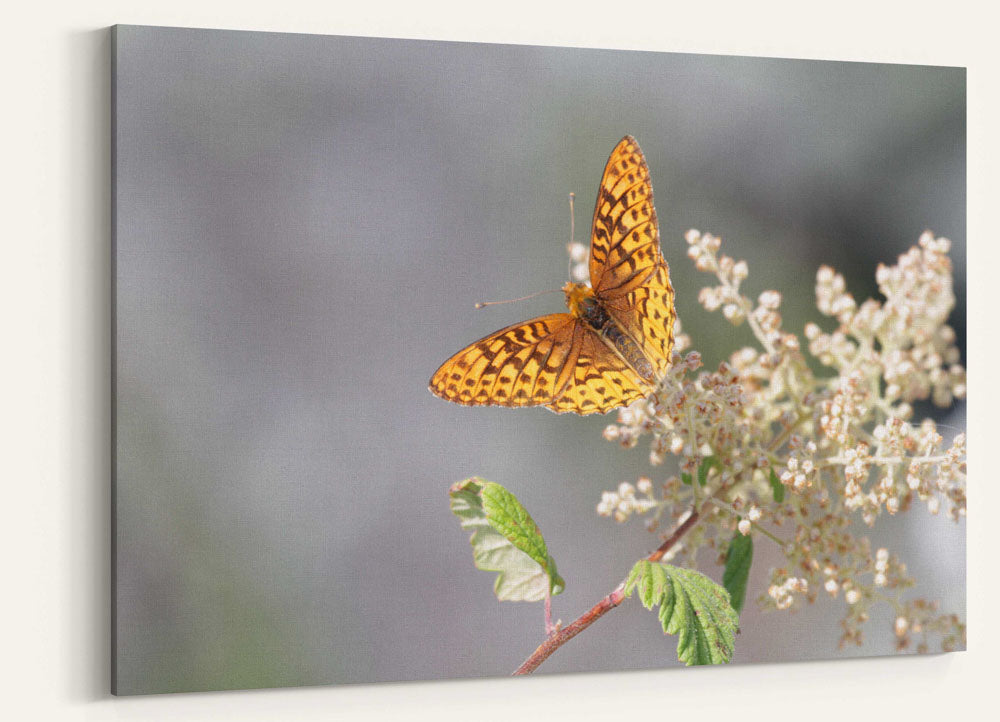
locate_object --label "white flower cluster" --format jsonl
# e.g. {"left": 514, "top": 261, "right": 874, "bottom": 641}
{"left": 594, "top": 229, "right": 966, "bottom": 655}
{"left": 809, "top": 232, "right": 965, "bottom": 414}
{"left": 768, "top": 577, "right": 809, "bottom": 611}
{"left": 596, "top": 478, "right": 659, "bottom": 523}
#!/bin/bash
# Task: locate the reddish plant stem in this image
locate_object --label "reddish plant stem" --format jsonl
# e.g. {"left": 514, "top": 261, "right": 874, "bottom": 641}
{"left": 513, "top": 582, "right": 629, "bottom": 675}
{"left": 646, "top": 509, "right": 701, "bottom": 563}
{"left": 512, "top": 509, "right": 702, "bottom": 675}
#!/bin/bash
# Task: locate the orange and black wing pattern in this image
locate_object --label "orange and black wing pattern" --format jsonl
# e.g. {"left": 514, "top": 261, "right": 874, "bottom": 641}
{"left": 589, "top": 136, "right": 663, "bottom": 299}
{"left": 590, "top": 136, "right": 675, "bottom": 379}
{"left": 602, "top": 263, "right": 676, "bottom": 381}
{"left": 429, "top": 135, "right": 675, "bottom": 414}
{"left": 546, "top": 324, "right": 651, "bottom": 414}
{"left": 428, "top": 313, "right": 649, "bottom": 415}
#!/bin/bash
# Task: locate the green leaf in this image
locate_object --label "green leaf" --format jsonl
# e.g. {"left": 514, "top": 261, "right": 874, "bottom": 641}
{"left": 449, "top": 477, "right": 564, "bottom": 602}
{"left": 680, "top": 473, "right": 692, "bottom": 486}
{"left": 722, "top": 532, "right": 753, "bottom": 615}
{"left": 625, "top": 560, "right": 739, "bottom": 665}
{"left": 697, "top": 456, "right": 721, "bottom": 487}
{"left": 768, "top": 468, "right": 785, "bottom": 503}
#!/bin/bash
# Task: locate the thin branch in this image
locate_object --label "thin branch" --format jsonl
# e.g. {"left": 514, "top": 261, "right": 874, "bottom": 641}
{"left": 512, "top": 583, "right": 628, "bottom": 675}
{"left": 646, "top": 507, "right": 702, "bottom": 563}
{"left": 706, "top": 253, "right": 775, "bottom": 356}
{"left": 767, "top": 413, "right": 806, "bottom": 454}
{"left": 705, "top": 497, "right": 786, "bottom": 546}
{"left": 512, "top": 509, "right": 701, "bottom": 675}
{"left": 512, "top": 403, "right": 807, "bottom": 675}
{"left": 822, "top": 453, "right": 949, "bottom": 466}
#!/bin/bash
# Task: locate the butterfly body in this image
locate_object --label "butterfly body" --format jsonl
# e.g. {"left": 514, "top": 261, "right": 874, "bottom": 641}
{"left": 429, "top": 136, "right": 675, "bottom": 415}
{"left": 563, "top": 281, "right": 656, "bottom": 383}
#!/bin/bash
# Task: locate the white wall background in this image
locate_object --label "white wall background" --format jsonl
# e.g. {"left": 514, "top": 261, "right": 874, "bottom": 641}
{"left": 2, "top": 1, "right": 996, "bottom": 719}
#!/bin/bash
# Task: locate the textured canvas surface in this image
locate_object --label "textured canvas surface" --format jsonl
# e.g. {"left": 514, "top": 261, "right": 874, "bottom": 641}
{"left": 112, "top": 24, "right": 965, "bottom": 695}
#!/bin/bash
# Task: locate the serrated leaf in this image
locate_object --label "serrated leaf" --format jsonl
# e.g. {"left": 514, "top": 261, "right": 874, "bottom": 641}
{"left": 722, "top": 532, "right": 753, "bottom": 614}
{"left": 768, "top": 468, "right": 785, "bottom": 503}
{"left": 625, "top": 560, "right": 739, "bottom": 665}
{"left": 449, "top": 477, "right": 564, "bottom": 602}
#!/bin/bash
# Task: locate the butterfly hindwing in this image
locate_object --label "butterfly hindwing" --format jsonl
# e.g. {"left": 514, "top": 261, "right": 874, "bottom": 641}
{"left": 603, "top": 262, "right": 676, "bottom": 380}
{"left": 589, "top": 135, "right": 662, "bottom": 298}
{"left": 547, "top": 325, "right": 650, "bottom": 414}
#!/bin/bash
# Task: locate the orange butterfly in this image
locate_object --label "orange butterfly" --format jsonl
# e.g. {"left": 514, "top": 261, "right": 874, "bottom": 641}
{"left": 429, "top": 136, "right": 675, "bottom": 415}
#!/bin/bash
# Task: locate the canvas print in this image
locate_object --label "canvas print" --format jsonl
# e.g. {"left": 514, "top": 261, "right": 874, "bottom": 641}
{"left": 112, "top": 24, "right": 966, "bottom": 695}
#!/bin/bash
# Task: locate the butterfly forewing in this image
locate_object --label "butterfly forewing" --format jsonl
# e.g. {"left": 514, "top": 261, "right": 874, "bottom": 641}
{"left": 589, "top": 136, "right": 662, "bottom": 298}
{"left": 431, "top": 313, "right": 575, "bottom": 407}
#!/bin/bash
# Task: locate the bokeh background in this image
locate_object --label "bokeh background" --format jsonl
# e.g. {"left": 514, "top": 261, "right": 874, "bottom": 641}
{"left": 113, "top": 25, "right": 965, "bottom": 695}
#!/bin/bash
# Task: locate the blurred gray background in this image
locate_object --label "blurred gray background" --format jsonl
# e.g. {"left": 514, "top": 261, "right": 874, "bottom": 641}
{"left": 113, "top": 25, "right": 965, "bottom": 695}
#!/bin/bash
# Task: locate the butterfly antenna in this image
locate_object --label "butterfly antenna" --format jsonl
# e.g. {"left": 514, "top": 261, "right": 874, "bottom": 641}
{"left": 475, "top": 288, "right": 561, "bottom": 309}
{"left": 566, "top": 192, "right": 576, "bottom": 278}
{"left": 933, "top": 421, "right": 966, "bottom": 437}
